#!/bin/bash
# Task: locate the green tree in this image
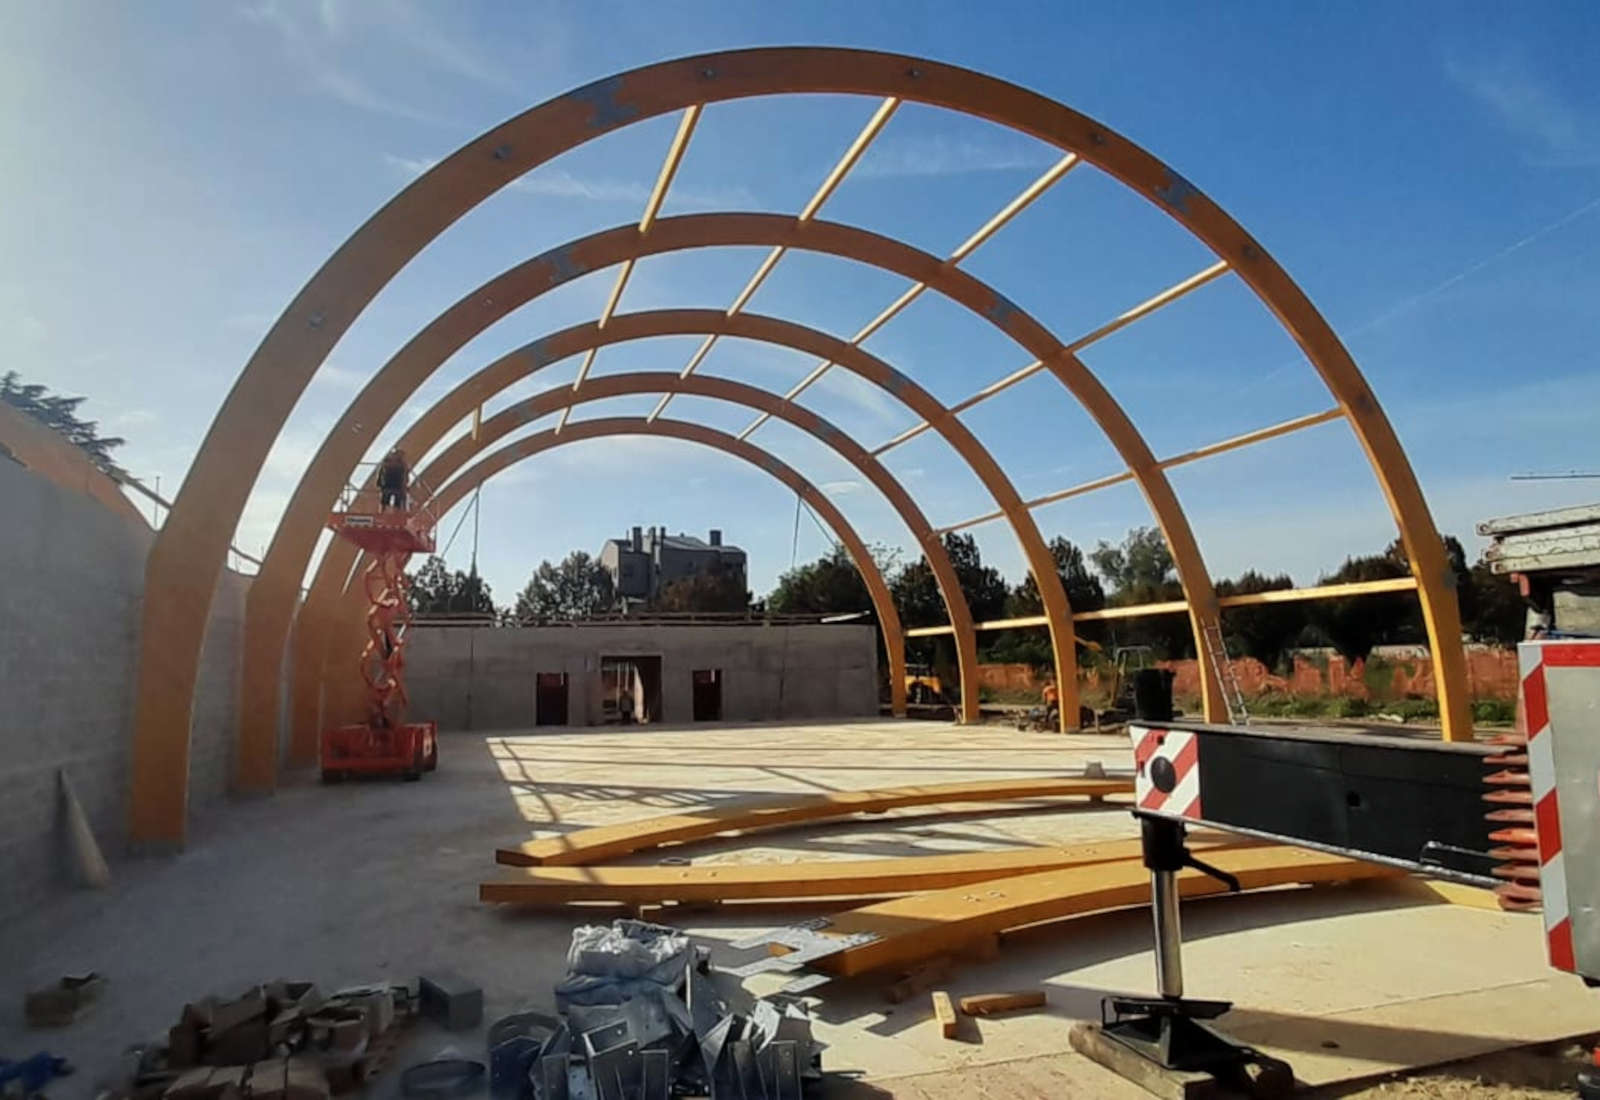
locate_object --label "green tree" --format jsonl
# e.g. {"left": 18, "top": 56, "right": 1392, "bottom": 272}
{"left": 1214, "top": 571, "right": 1304, "bottom": 671}
{"left": 943, "top": 532, "right": 1010, "bottom": 623}
{"left": 651, "top": 560, "right": 749, "bottom": 613}
{"left": 1, "top": 371, "right": 126, "bottom": 476}
{"left": 1309, "top": 552, "right": 1412, "bottom": 664}
{"left": 515, "top": 551, "right": 615, "bottom": 621}
{"left": 409, "top": 555, "right": 496, "bottom": 616}
{"left": 768, "top": 544, "right": 871, "bottom": 614}
{"left": 1464, "top": 558, "right": 1525, "bottom": 645}
{"left": 1090, "top": 527, "right": 1192, "bottom": 659}
{"left": 993, "top": 537, "right": 1108, "bottom": 667}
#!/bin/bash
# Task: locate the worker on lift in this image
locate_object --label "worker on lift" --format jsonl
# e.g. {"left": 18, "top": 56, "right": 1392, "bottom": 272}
{"left": 378, "top": 447, "right": 408, "bottom": 511}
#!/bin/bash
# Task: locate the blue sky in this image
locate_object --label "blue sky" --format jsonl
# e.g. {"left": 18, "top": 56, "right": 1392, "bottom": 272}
{"left": 3, "top": 2, "right": 1597, "bottom": 604}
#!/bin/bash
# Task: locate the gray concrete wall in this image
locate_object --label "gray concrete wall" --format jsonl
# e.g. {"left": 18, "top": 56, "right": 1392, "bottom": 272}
{"left": 0, "top": 456, "right": 251, "bottom": 918}
{"left": 406, "top": 623, "right": 879, "bottom": 732}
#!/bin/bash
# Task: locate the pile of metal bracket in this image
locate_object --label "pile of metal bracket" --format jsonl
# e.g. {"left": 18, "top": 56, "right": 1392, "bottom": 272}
{"left": 491, "top": 920, "right": 822, "bottom": 1100}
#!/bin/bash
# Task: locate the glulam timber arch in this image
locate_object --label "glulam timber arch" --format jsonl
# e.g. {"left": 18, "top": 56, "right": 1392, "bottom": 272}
{"left": 311, "top": 373, "right": 977, "bottom": 749}
{"left": 129, "top": 47, "right": 1469, "bottom": 844}
{"left": 357, "top": 416, "right": 905, "bottom": 732}
{"left": 268, "top": 307, "right": 1082, "bottom": 782}
{"left": 241, "top": 206, "right": 1222, "bottom": 795}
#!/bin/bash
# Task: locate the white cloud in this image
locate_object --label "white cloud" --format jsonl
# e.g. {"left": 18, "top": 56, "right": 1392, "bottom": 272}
{"left": 821, "top": 479, "right": 862, "bottom": 497}
{"left": 309, "top": 363, "right": 366, "bottom": 393}
{"left": 381, "top": 153, "right": 756, "bottom": 209}
{"left": 856, "top": 135, "right": 1057, "bottom": 179}
{"left": 240, "top": 1, "right": 460, "bottom": 126}
{"left": 1445, "top": 53, "right": 1600, "bottom": 167}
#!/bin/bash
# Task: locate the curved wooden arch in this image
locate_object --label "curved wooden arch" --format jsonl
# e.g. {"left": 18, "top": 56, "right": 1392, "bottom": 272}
{"left": 314, "top": 376, "right": 977, "bottom": 743}
{"left": 273, "top": 308, "right": 1082, "bottom": 780}
{"left": 336, "top": 416, "right": 906, "bottom": 733}
{"left": 243, "top": 204, "right": 1211, "bottom": 793}
{"left": 131, "top": 47, "right": 1467, "bottom": 843}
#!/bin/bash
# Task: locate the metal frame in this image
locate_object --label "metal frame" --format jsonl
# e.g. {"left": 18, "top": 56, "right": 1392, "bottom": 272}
{"left": 126, "top": 48, "right": 1470, "bottom": 843}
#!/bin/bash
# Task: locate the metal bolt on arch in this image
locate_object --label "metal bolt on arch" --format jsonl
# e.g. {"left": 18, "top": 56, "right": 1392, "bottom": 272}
{"left": 121, "top": 48, "right": 1472, "bottom": 845}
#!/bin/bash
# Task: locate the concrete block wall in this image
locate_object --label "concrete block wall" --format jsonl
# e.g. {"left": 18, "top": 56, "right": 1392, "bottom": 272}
{"left": 406, "top": 623, "right": 879, "bottom": 732}
{"left": 0, "top": 457, "right": 251, "bottom": 918}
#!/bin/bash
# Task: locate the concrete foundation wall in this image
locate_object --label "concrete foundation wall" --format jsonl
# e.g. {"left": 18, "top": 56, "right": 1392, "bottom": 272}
{"left": 0, "top": 456, "right": 250, "bottom": 918}
{"left": 407, "top": 623, "right": 879, "bottom": 732}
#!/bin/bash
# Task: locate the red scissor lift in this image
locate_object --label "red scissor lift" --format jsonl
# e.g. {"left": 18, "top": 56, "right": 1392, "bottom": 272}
{"left": 320, "top": 497, "right": 439, "bottom": 782}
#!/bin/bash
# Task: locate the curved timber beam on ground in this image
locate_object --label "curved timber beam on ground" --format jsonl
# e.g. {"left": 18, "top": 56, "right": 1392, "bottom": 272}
{"left": 481, "top": 832, "right": 1256, "bottom": 906}
{"left": 278, "top": 308, "right": 1085, "bottom": 772}
{"left": 305, "top": 373, "right": 983, "bottom": 752}
{"left": 810, "top": 844, "right": 1404, "bottom": 977}
{"left": 493, "top": 773, "right": 1133, "bottom": 867}
{"left": 132, "top": 47, "right": 1470, "bottom": 846}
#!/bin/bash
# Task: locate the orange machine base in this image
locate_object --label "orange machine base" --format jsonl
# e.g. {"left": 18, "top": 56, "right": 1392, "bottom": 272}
{"left": 320, "top": 721, "right": 438, "bottom": 782}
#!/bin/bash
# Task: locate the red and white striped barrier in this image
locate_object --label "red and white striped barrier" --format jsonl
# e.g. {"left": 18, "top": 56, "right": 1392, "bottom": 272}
{"left": 1132, "top": 726, "right": 1203, "bottom": 821}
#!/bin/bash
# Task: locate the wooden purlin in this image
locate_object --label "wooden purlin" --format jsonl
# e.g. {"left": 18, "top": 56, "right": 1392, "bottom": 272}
{"left": 807, "top": 845, "right": 1402, "bottom": 976}
{"left": 494, "top": 775, "right": 1133, "bottom": 867}
{"left": 480, "top": 833, "right": 1260, "bottom": 906}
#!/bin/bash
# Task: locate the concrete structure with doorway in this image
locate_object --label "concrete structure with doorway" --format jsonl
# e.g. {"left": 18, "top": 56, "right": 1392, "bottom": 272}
{"left": 405, "top": 622, "right": 876, "bottom": 731}
{"left": 599, "top": 526, "right": 747, "bottom": 605}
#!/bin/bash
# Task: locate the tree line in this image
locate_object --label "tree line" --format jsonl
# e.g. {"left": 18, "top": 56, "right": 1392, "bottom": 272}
{"left": 411, "top": 525, "right": 1524, "bottom": 672}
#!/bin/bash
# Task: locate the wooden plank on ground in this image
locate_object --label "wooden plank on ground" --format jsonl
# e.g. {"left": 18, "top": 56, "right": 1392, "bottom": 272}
{"left": 495, "top": 776, "right": 1134, "bottom": 867}
{"left": 958, "top": 991, "right": 1047, "bottom": 1017}
{"left": 1070, "top": 1022, "right": 1220, "bottom": 1100}
{"left": 931, "top": 992, "right": 958, "bottom": 1040}
{"left": 479, "top": 833, "right": 1258, "bottom": 905}
{"left": 809, "top": 846, "right": 1402, "bottom": 977}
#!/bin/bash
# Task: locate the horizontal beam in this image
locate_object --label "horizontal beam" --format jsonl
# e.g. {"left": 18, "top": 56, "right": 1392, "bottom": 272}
{"left": 495, "top": 774, "right": 1130, "bottom": 867}
{"left": 811, "top": 844, "right": 1398, "bottom": 977}
{"left": 873, "top": 259, "right": 1233, "bottom": 456}
{"left": 934, "top": 406, "right": 1345, "bottom": 535}
{"left": 737, "top": 152, "right": 1081, "bottom": 442}
{"left": 481, "top": 833, "right": 1263, "bottom": 906}
{"left": 903, "top": 575, "right": 1421, "bottom": 637}
{"left": 659, "top": 96, "right": 899, "bottom": 421}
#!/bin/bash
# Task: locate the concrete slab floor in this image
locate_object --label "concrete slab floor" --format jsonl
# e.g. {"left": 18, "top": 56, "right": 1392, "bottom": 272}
{"left": 3, "top": 720, "right": 1593, "bottom": 1098}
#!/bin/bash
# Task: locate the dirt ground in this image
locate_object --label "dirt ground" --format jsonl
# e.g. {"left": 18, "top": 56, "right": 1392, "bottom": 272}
{"left": 1314, "top": 1038, "right": 1597, "bottom": 1098}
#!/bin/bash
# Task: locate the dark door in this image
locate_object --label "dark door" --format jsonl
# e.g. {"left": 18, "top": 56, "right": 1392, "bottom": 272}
{"left": 536, "top": 672, "right": 568, "bottom": 726}
{"left": 692, "top": 668, "right": 722, "bottom": 721}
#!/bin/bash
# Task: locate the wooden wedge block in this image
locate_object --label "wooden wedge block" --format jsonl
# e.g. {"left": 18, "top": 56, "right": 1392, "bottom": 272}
{"left": 958, "top": 990, "right": 1046, "bottom": 1017}
{"left": 931, "top": 991, "right": 958, "bottom": 1040}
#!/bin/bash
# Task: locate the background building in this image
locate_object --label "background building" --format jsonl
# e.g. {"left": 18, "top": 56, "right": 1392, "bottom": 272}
{"left": 599, "top": 525, "right": 747, "bottom": 606}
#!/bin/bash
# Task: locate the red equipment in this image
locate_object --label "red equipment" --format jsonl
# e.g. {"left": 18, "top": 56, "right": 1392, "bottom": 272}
{"left": 320, "top": 496, "right": 439, "bottom": 782}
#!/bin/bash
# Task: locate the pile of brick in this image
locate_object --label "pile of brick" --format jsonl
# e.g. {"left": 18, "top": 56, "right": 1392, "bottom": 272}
{"left": 119, "top": 980, "right": 416, "bottom": 1098}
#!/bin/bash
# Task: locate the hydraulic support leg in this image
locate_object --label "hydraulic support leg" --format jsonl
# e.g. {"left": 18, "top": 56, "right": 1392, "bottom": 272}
{"left": 1082, "top": 816, "right": 1295, "bottom": 1097}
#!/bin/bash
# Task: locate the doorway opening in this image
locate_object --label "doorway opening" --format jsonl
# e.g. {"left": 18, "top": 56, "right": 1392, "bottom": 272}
{"left": 600, "top": 656, "right": 663, "bottom": 725}
{"left": 692, "top": 668, "right": 722, "bottom": 722}
{"left": 535, "top": 672, "right": 568, "bottom": 726}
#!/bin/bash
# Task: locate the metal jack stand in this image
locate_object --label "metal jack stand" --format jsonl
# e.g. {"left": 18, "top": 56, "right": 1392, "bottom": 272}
{"left": 1070, "top": 816, "right": 1294, "bottom": 1099}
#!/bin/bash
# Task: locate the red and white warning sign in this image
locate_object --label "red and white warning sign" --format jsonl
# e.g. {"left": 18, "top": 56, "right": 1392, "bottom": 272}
{"left": 1131, "top": 725, "right": 1203, "bottom": 820}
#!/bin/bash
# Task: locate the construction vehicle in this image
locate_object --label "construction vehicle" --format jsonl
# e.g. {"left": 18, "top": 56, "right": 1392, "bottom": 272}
{"left": 1075, "top": 636, "right": 1600, "bottom": 1098}
{"left": 319, "top": 476, "right": 439, "bottom": 782}
{"left": 904, "top": 663, "right": 945, "bottom": 705}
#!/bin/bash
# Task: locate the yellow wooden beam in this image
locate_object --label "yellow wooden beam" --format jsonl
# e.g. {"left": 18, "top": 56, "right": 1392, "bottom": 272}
{"left": 903, "top": 575, "right": 1424, "bottom": 636}
{"left": 480, "top": 834, "right": 1265, "bottom": 906}
{"left": 878, "top": 260, "right": 1233, "bottom": 456}
{"left": 810, "top": 844, "right": 1400, "bottom": 976}
{"left": 495, "top": 775, "right": 1133, "bottom": 867}
{"left": 936, "top": 407, "right": 1345, "bottom": 534}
